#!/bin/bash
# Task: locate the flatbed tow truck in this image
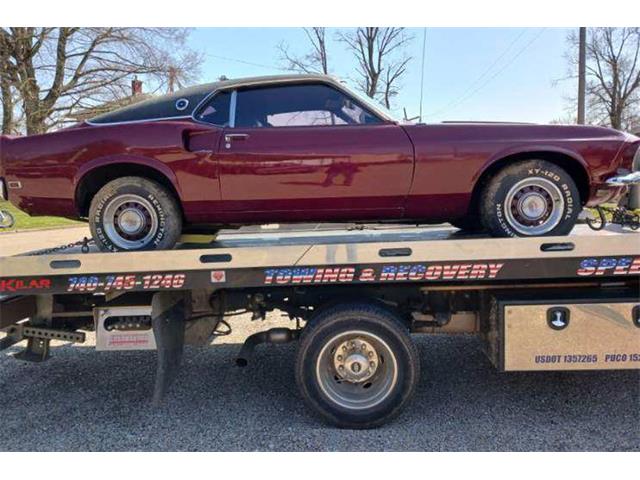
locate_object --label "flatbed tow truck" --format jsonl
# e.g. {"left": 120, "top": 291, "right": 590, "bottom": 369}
{"left": 1, "top": 223, "right": 639, "bottom": 428}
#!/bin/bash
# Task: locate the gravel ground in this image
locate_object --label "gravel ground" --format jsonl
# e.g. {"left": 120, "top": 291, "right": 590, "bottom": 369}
{"left": 0, "top": 312, "right": 638, "bottom": 452}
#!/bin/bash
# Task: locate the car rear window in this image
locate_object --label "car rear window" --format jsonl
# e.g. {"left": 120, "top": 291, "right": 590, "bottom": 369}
{"left": 196, "top": 91, "right": 232, "bottom": 126}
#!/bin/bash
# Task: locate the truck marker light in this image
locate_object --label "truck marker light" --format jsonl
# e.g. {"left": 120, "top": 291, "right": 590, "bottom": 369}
{"left": 210, "top": 270, "right": 226, "bottom": 283}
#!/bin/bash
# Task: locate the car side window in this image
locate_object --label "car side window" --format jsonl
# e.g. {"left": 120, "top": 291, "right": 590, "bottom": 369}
{"left": 234, "top": 83, "right": 382, "bottom": 128}
{"left": 195, "top": 91, "right": 232, "bottom": 126}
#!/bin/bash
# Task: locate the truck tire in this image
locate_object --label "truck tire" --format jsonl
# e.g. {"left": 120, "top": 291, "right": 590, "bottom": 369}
{"left": 480, "top": 159, "right": 580, "bottom": 237}
{"left": 295, "top": 302, "right": 420, "bottom": 429}
{"left": 89, "top": 176, "right": 182, "bottom": 252}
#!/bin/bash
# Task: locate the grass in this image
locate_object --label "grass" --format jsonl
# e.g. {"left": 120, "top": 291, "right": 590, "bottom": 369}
{"left": 0, "top": 200, "right": 82, "bottom": 232}
{"left": 585, "top": 204, "right": 640, "bottom": 222}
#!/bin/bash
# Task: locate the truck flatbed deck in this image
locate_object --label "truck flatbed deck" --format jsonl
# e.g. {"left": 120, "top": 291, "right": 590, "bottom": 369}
{"left": 1, "top": 224, "right": 639, "bottom": 428}
{"left": 1, "top": 224, "right": 637, "bottom": 294}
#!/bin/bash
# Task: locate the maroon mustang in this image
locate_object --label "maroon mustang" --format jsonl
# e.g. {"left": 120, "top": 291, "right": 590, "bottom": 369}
{"left": 1, "top": 74, "right": 638, "bottom": 251}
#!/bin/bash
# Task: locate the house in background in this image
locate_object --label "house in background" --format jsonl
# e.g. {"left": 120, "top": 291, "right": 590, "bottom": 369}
{"left": 68, "top": 78, "right": 152, "bottom": 123}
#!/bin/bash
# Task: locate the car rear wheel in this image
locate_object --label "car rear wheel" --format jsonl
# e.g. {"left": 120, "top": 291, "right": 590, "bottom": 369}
{"left": 89, "top": 176, "right": 182, "bottom": 252}
{"left": 480, "top": 160, "right": 580, "bottom": 237}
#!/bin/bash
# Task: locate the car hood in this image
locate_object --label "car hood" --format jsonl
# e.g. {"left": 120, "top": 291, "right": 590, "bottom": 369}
{"left": 402, "top": 122, "right": 630, "bottom": 142}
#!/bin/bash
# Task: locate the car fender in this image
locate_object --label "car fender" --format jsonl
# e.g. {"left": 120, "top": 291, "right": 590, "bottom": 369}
{"left": 74, "top": 154, "right": 182, "bottom": 197}
{"left": 472, "top": 144, "right": 591, "bottom": 184}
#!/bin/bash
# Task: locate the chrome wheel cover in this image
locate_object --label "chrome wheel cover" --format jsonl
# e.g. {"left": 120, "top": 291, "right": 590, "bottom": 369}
{"left": 316, "top": 330, "right": 398, "bottom": 410}
{"left": 0, "top": 210, "right": 14, "bottom": 228}
{"left": 504, "top": 178, "right": 565, "bottom": 235}
{"left": 103, "top": 194, "right": 159, "bottom": 250}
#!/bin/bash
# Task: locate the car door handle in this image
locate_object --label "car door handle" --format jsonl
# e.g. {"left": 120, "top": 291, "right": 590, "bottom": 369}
{"left": 225, "top": 133, "right": 250, "bottom": 142}
{"left": 224, "top": 133, "right": 249, "bottom": 149}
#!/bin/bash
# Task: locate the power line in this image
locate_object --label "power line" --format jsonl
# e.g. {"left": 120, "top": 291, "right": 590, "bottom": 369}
{"left": 426, "top": 28, "right": 546, "bottom": 119}
{"left": 206, "top": 53, "right": 295, "bottom": 73}
{"left": 427, "top": 29, "right": 526, "bottom": 117}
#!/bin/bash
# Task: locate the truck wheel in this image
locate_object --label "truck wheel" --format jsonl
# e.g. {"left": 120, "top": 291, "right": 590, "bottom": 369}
{"left": 295, "top": 302, "right": 420, "bottom": 429}
{"left": 480, "top": 159, "right": 580, "bottom": 237}
{"left": 89, "top": 176, "right": 182, "bottom": 252}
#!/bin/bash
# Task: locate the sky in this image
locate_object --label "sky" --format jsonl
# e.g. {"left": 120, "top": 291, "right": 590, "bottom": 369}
{"left": 187, "top": 27, "right": 577, "bottom": 124}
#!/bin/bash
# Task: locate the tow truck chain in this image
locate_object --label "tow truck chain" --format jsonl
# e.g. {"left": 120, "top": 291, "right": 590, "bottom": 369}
{"left": 27, "top": 236, "right": 94, "bottom": 256}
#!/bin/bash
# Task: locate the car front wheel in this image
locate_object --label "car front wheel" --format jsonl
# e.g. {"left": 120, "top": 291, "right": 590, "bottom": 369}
{"left": 480, "top": 160, "right": 580, "bottom": 237}
{"left": 89, "top": 176, "right": 182, "bottom": 252}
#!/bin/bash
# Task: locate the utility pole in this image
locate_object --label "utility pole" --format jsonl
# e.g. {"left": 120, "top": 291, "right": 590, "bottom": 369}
{"left": 577, "top": 27, "right": 586, "bottom": 124}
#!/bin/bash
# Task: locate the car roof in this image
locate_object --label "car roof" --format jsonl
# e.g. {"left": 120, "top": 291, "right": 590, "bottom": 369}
{"left": 87, "top": 74, "right": 345, "bottom": 125}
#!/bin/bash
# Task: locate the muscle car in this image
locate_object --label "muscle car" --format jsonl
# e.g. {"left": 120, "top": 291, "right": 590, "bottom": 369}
{"left": 1, "top": 74, "right": 638, "bottom": 251}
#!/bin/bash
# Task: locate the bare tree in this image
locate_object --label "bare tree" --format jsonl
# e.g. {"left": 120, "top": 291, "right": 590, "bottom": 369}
{"left": 158, "top": 51, "right": 203, "bottom": 94}
{"left": 337, "top": 27, "right": 413, "bottom": 108}
{"left": 0, "top": 27, "right": 203, "bottom": 134}
{"left": 565, "top": 28, "right": 640, "bottom": 130}
{"left": 381, "top": 56, "right": 411, "bottom": 110}
{"left": 279, "top": 27, "right": 329, "bottom": 74}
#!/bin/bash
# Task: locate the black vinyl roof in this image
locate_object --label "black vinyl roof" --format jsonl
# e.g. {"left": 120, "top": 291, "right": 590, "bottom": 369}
{"left": 87, "top": 74, "right": 341, "bottom": 125}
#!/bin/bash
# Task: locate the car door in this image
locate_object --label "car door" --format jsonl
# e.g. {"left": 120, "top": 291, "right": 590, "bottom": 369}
{"left": 216, "top": 82, "right": 414, "bottom": 222}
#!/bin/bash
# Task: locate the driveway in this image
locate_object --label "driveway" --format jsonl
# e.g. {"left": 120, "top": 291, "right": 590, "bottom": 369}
{"left": 0, "top": 226, "right": 90, "bottom": 257}
{"left": 0, "top": 324, "right": 637, "bottom": 451}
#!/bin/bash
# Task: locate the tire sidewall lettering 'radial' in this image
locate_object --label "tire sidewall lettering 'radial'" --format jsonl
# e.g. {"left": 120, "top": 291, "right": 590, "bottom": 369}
{"left": 481, "top": 160, "right": 580, "bottom": 237}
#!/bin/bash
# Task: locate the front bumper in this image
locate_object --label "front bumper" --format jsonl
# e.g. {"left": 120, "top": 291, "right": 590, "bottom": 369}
{"left": 606, "top": 171, "right": 640, "bottom": 186}
{"left": 607, "top": 171, "right": 640, "bottom": 210}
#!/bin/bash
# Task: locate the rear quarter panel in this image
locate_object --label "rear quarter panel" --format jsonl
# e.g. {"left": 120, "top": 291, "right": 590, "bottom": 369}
{"left": 2, "top": 121, "right": 222, "bottom": 219}
{"left": 402, "top": 123, "right": 627, "bottom": 220}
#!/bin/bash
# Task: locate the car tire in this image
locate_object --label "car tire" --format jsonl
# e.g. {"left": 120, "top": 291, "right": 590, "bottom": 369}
{"left": 89, "top": 176, "right": 182, "bottom": 252}
{"left": 295, "top": 302, "right": 420, "bottom": 429}
{"left": 480, "top": 160, "right": 580, "bottom": 237}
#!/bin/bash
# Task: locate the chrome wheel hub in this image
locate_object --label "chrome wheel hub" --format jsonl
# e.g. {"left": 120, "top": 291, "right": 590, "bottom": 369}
{"left": 117, "top": 208, "right": 147, "bottom": 235}
{"left": 518, "top": 192, "right": 548, "bottom": 220}
{"left": 316, "top": 330, "right": 398, "bottom": 410}
{"left": 103, "top": 194, "right": 159, "bottom": 250}
{"left": 333, "top": 338, "right": 379, "bottom": 383}
{"left": 504, "top": 178, "right": 565, "bottom": 235}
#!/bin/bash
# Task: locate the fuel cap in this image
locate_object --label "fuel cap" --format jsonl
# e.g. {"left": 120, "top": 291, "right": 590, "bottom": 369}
{"left": 633, "top": 305, "right": 640, "bottom": 328}
{"left": 547, "top": 307, "right": 570, "bottom": 330}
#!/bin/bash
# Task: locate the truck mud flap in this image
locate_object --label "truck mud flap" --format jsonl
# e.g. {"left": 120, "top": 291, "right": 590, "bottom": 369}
{"left": 151, "top": 291, "right": 187, "bottom": 406}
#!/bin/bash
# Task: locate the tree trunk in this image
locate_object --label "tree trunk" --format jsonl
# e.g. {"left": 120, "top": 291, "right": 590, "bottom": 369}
{"left": 0, "top": 77, "right": 14, "bottom": 134}
{"left": 0, "top": 88, "right": 13, "bottom": 134}
{"left": 0, "top": 40, "right": 14, "bottom": 134}
{"left": 610, "top": 113, "right": 622, "bottom": 130}
{"left": 23, "top": 88, "right": 48, "bottom": 135}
